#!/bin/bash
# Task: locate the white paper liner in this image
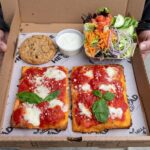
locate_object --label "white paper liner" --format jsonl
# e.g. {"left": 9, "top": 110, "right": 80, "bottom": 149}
{"left": 1, "top": 33, "right": 149, "bottom": 137}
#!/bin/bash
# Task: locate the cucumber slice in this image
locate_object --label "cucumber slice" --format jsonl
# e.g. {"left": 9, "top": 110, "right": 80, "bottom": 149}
{"left": 120, "top": 25, "right": 134, "bottom": 35}
{"left": 129, "top": 19, "right": 138, "bottom": 28}
{"left": 128, "top": 25, "right": 134, "bottom": 35}
{"left": 114, "top": 14, "right": 125, "bottom": 28}
{"left": 111, "top": 17, "right": 116, "bottom": 26}
{"left": 121, "top": 17, "right": 132, "bottom": 28}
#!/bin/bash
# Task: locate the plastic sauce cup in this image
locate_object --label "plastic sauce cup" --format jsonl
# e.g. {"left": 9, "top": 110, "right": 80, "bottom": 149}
{"left": 55, "top": 29, "right": 84, "bottom": 56}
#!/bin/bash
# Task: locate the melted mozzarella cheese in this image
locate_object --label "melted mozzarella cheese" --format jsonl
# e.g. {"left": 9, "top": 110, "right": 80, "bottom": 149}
{"left": 78, "top": 103, "right": 92, "bottom": 118}
{"left": 109, "top": 106, "right": 123, "bottom": 120}
{"left": 24, "top": 104, "right": 41, "bottom": 126}
{"left": 62, "top": 104, "right": 69, "bottom": 112}
{"left": 49, "top": 99, "right": 64, "bottom": 108}
{"left": 84, "top": 70, "right": 93, "bottom": 78}
{"left": 49, "top": 99, "right": 68, "bottom": 112}
{"left": 34, "top": 76, "right": 43, "bottom": 86}
{"left": 82, "top": 83, "right": 91, "bottom": 92}
{"left": 99, "top": 84, "right": 116, "bottom": 92}
{"left": 106, "top": 67, "right": 117, "bottom": 79}
{"left": 44, "top": 68, "right": 66, "bottom": 81}
{"left": 34, "top": 85, "right": 50, "bottom": 99}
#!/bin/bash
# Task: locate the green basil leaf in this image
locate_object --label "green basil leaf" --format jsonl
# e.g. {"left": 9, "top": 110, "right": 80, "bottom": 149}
{"left": 95, "top": 111, "right": 109, "bottom": 123}
{"left": 103, "top": 91, "right": 115, "bottom": 101}
{"left": 92, "top": 90, "right": 102, "bottom": 98}
{"left": 44, "top": 90, "right": 60, "bottom": 101}
{"left": 92, "top": 99, "right": 109, "bottom": 123}
{"left": 16, "top": 92, "right": 42, "bottom": 104}
{"left": 92, "top": 100, "right": 98, "bottom": 112}
{"left": 92, "top": 99, "right": 106, "bottom": 113}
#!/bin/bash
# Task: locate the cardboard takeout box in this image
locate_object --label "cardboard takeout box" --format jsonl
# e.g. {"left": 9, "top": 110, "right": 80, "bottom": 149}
{"left": 0, "top": 0, "right": 150, "bottom": 148}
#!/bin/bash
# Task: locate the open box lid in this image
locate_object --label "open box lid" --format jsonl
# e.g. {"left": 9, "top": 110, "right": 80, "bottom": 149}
{"left": 16, "top": 0, "right": 144, "bottom": 23}
{"left": 1, "top": 0, "right": 145, "bottom": 23}
{"left": 0, "top": 0, "right": 150, "bottom": 148}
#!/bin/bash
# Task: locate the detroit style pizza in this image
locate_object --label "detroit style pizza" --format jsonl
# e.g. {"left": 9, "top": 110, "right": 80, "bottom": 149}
{"left": 71, "top": 65, "right": 131, "bottom": 133}
{"left": 11, "top": 66, "right": 69, "bottom": 130}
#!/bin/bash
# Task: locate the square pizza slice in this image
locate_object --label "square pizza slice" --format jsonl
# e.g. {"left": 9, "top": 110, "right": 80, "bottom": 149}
{"left": 11, "top": 66, "right": 69, "bottom": 130}
{"left": 71, "top": 64, "right": 131, "bottom": 133}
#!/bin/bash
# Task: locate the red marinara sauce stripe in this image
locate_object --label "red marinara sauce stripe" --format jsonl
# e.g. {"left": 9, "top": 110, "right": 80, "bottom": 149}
{"left": 72, "top": 65, "right": 128, "bottom": 128}
{"left": 16, "top": 66, "right": 67, "bottom": 127}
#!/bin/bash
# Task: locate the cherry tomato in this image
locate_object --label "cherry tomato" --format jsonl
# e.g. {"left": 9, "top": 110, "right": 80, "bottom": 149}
{"left": 96, "top": 15, "right": 105, "bottom": 22}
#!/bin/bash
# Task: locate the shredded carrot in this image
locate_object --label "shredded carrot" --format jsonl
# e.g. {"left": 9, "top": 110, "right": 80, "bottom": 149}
{"left": 95, "top": 29, "right": 110, "bottom": 51}
{"left": 84, "top": 29, "right": 112, "bottom": 56}
{"left": 84, "top": 31, "right": 98, "bottom": 57}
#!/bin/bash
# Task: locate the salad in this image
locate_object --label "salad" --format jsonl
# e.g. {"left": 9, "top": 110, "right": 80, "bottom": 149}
{"left": 82, "top": 7, "right": 138, "bottom": 59}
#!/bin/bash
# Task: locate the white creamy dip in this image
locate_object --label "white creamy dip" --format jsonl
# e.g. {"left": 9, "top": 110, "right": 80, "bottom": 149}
{"left": 57, "top": 32, "right": 83, "bottom": 51}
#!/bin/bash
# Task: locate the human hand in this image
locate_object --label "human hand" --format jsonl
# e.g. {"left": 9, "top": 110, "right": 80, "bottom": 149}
{"left": 138, "top": 30, "right": 150, "bottom": 59}
{"left": 0, "top": 29, "right": 8, "bottom": 52}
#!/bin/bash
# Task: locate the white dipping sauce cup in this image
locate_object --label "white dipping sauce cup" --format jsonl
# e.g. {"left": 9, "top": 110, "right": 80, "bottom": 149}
{"left": 55, "top": 29, "right": 84, "bottom": 56}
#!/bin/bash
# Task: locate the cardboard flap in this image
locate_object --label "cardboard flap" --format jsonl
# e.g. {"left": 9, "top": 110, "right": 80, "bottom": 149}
{"left": 0, "top": 0, "right": 149, "bottom": 147}
{"left": 20, "top": 23, "right": 82, "bottom": 32}
{"left": 0, "top": 11, "right": 20, "bottom": 126}
{"left": 1, "top": 0, "right": 18, "bottom": 25}
{"left": 18, "top": 0, "right": 128, "bottom": 23}
{"left": 126, "top": 0, "right": 145, "bottom": 20}
{"left": 132, "top": 47, "right": 150, "bottom": 129}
